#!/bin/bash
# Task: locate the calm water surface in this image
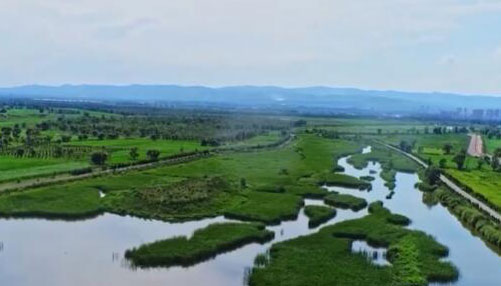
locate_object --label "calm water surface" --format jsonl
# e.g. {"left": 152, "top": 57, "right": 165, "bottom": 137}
{"left": 1, "top": 146, "right": 501, "bottom": 285}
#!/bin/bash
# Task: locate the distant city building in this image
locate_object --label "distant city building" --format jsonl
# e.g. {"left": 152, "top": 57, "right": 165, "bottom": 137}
{"left": 472, "top": 109, "right": 485, "bottom": 119}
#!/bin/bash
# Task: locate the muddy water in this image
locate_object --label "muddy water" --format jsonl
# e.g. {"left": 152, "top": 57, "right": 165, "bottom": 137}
{"left": 1, "top": 146, "right": 501, "bottom": 285}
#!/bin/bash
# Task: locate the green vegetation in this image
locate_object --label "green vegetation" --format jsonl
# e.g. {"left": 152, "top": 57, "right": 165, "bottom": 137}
{"left": 222, "top": 131, "right": 283, "bottom": 147}
{"left": 67, "top": 138, "right": 205, "bottom": 164}
{"left": 125, "top": 222, "right": 274, "bottom": 267}
{"left": 446, "top": 169, "right": 501, "bottom": 211}
{"left": 304, "top": 205, "right": 336, "bottom": 228}
{"left": 324, "top": 192, "right": 368, "bottom": 211}
{"left": 0, "top": 134, "right": 365, "bottom": 224}
{"left": 249, "top": 202, "right": 458, "bottom": 286}
{"left": 383, "top": 133, "right": 473, "bottom": 169}
{"left": 0, "top": 183, "right": 102, "bottom": 218}
{"left": 103, "top": 176, "right": 247, "bottom": 221}
{"left": 0, "top": 105, "right": 294, "bottom": 183}
{"left": 225, "top": 191, "right": 303, "bottom": 224}
{"left": 348, "top": 144, "right": 418, "bottom": 190}
{"left": 348, "top": 145, "right": 418, "bottom": 173}
{"left": 6, "top": 102, "right": 501, "bottom": 285}
{"left": 317, "top": 173, "right": 371, "bottom": 189}
{"left": 432, "top": 187, "right": 501, "bottom": 248}
{"left": 0, "top": 156, "right": 89, "bottom": 182}
{"left": 485, "top": 138, "right": 501, "bottom": 154}
{"left": 380, "top": 132, "right": 501, "bottom": 213}
{"left": 360, "top": 175, "right": 375, "bottom": 181}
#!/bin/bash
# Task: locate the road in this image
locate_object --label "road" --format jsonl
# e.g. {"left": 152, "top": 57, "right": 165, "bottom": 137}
{"left": 467, "top": 134, "right": 484, "bottom": 157}
{"left": 381, "top": 142, "right": 501, "bottom": 222}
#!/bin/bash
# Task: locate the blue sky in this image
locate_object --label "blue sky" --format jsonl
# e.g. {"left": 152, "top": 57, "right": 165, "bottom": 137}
{"left": 1, "top": 0, "right": 501, "bottom": 95}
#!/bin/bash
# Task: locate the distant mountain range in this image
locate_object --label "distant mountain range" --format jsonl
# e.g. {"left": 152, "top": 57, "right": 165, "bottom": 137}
{"left": 1, "top": 84, "right": 501, "bottom": 113}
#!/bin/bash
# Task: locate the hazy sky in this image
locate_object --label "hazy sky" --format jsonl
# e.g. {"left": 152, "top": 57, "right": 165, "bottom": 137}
{"left": 1, "top": 0, "right": 501, "bottom": 94}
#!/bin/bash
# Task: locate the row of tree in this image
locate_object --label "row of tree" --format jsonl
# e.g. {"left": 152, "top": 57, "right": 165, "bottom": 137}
{"left": 90, "top": 149, "right": 162, "bottom": 165}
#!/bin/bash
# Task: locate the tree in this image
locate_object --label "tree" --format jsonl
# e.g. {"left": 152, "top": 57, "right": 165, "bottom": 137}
{"left": 240, "top": 178, "right": 247, "bottom": 189}
{"left": 129, "top": 147, "right": 139, "bottom": 161}
{"left": 91, "top": 151, "right": 108, "bottom": 166}
{"left": 477, "top": 159, "right": 484, "bottom": 170}
{"left": 452, "top": 150, "right": 466, "bottom": 170}
{"left": 146, "top": 149, "right": 160, "bottom": 161}
{"left": 494, "top": 148, "right": 501, "bottom": 158}
{"left": 424, "top": 166, "right": 441, "bottom": 185}
{"left": 492, "top": 155, "right": 500, "bottom": 171}
{"left": 61, "top": 135, "right": 72, "bottom": 142}
{"left": 439, "top": 158, "right": 447, "bottom": 168}
{"left": 399, "top": 140, "right": 412, "bottom": 153}
{"left": 442, "top": 143, "right": 453, "bottom": 155}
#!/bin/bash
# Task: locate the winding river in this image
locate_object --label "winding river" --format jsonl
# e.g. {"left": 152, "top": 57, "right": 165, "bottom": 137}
{"left": 1, "top": 146, "right": 500, "bottom": 285}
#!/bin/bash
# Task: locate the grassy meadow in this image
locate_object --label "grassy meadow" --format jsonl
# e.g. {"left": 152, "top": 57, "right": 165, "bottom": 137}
{"left": 0, "top": 156, "right": 89, "bottom": 183}
{"left": 0, "top": 134, "right": 367, "bottom": 223}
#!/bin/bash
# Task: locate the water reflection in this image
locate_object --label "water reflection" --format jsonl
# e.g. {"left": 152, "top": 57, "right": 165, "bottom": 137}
{"left": 351, "top": 240, "right": 390, "bottom": 266}
{"left": 0, "top": 197, "right": 365, "bottom": 286}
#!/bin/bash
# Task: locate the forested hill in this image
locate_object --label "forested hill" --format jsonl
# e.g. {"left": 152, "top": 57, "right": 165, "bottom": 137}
{"left": 1, "top": 84, "right": 501, "bottom": 113}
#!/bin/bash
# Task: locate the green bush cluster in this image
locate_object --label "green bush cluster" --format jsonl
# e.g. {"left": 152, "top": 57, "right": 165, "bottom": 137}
{"left": 434, "top": 187, "right": 501, "bottom": 248}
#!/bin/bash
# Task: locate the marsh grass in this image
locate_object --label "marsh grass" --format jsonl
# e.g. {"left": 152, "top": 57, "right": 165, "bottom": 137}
{"left": 324, "top": 192, "right": 368, "bottom": 211}
{"left": 125, "top": 222, "right": 274, "bottom": 268}
{"left": 249, "top": 201, "right": 458, "bottom": 286}
{"left": 304, "top": 205, "right": 337, "bottom": 228}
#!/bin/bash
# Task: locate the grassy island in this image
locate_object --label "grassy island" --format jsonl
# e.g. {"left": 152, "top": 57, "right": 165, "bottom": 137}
{"left": 324, "top": 193, "right": 368, "bottom": 211}
{"left": 304, "top": 205, "right": 337, "bottom": 228}
{"left": 249, "top": 202, "right": 458, "bottom": 286}
{"left": 125, "top": 222, "right": 274, "bottom": 267}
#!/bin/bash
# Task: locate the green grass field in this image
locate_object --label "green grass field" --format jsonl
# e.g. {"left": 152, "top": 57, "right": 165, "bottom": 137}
{"left": 67, "top": 138, "right": 205, "bottom": 163}
{"left": 223, "top": 131, "right": 283, "bottom": 147}
{"left": 0, "top": 156, "right": 89, "bottom": 182}
{"left": 0, "top": 108, "right": 54, "bottom": 127}
{"left": 447, "top": 169, "right": 501, "bottom": 210}
{"left": 0, "top": 108, "right": 112, "bottom": 128}
{"left": 485, "top": 137, "right": 501, "bottom": 154}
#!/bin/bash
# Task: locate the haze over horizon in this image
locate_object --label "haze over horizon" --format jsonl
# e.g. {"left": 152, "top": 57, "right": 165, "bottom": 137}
{"left": 2, "top": 0, "right": 501, "bottom": 95}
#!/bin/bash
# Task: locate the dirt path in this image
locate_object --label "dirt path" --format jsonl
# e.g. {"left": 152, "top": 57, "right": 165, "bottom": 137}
{"left": 381, "top": 142, "right": 501, "bottom": 222}
{"left": 467, "top": 134, "right": 484, "bottom": 157}
{"left": 0, "top": 134, "right": 295, "bottom": 193}
{"left": 0, "top": 152, "right": 210, "bottom": 193}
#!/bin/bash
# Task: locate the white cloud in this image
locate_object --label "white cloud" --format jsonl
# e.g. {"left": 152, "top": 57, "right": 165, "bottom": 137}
{"left": 0, "top": 0, "right": 500, "bottom": 94}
